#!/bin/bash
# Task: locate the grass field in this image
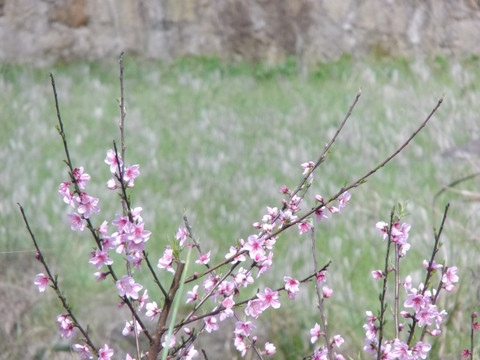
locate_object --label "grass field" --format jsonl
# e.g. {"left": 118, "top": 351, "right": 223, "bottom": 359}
{"left": 1, "top": 54, "right": 480, "bottom": 359}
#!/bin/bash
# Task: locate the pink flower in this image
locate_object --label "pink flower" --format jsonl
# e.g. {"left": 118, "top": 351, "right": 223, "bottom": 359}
{"left": 72, "top": 344, "right": 93, "bottom": 359}
{"left": 310, "top": 323, "right": 322, "bottom": 343}
{"left": 225, "top": 246, "right": 246, "bottom": 264}
{"left": 126, "top": 221, "right": 151, "bottom": 245}
{"left": 234, "top": 267, "right": 254, "bottom": 288}
{"left": 182, "top": 345, "right": 199, "bottom": 360}
{"left": 257, "top": 287, "right": 281, "bottom": 309}
{"left": 116, "top": 275, "right": 143, "bottom": 300}
{"left": 77, "top": 193, "right": 100, "bottom": 219}
{"left": 264, "top": 342, "right": 276, "bottom": 355}
{"left": 145, "top": 301, "right": 160, "bottom": 320}
{"left": 316, "top": 270, "right": 327, "bottom": 284}
{"left": 442, "top": 266, "right": 459, "bottom": 292}
{"left": 279, "top": 185, "right": 289, "bottom": 194}
{"left": 89, "top": 249, "right": 113, "bottom": 269}
{"left": 322, "top": 285, "right": 333, "bottom": 298}
{"left": 301, "top": 161, "right": 315, "bottom": 176}
{"left": 243, "top": 234, "right": 266, "bottom": 262}
{"left": 234, "top": 334, "right": 249, "bottom": 357}
{"left": 245, "top": 298, "right": 265, "bottom": 319}
{"left": 106, "top": 177, "right": 118, "bottom": 190}
{"left": 122, "top": 320, "right": 142, "bottom": 336}
{"left": 298, "top": 221, "right": 312, "bottom": 234}
{"left": 34, "top": 273, "right": 49, "bottom": 292}
{"left": 94, "top": 272, "right": 108, "bottom": 281}
{"left": 423, "top": 259, "right": 443, "bottom": 271}
{"left": 196, "top": 251, "right": 211, "bottom": 265}
{"left": 72, "top": 167, "right": 91, "bottom": 189}
{"left": 123, "top": 164, "right": 140, "bottom": 187}
{"left": 234, "top": 321, "right": 256, "bottom": 337}
{"left": 257, "top": 251, "right": 273, "bottom": 278}
{"left": 371, "top": 270, "right": 384, "bottom": 279}
{"left": 105, "top": 149, "right": 122, "bottom": 174}
{"left": 338, "top": 191, "right": 351, "bottom": 210}
{"left": 98, "top": 344, "right": 114, "bottom": 360}
{"left": 186, "top": 285, "right": 199, "bottom": 304}
{"left": 59, "top": 181, "right": 74, "bottom": 205}
{"left": 204, "top": 315, "right": 219, "bottom": 333}
{"left": 112, "top": 214, "right": 129, "bottom": 232}
{"left": 333, "top": 335, "right": 344, "bottom": 347}
{"left": 158, "top": 246, "right": 175, "bottom": 274}
{"left": 284, "top": 276, "right": 300, "bottom": 300}
{"left": 57, "top": 314, "right": 74, "bottom": 339}
{"left": 412, "top": 341, "right": 431, "bottom": 359}
{"left": 315, "top": 207, "right": 328, "bottom": 222}
{"left": 176, "top": 227, "right": 188, "bottom": 246}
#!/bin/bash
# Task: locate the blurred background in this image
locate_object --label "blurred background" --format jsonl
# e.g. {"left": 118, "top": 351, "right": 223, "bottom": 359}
{"left": 1, "top": 1, "right": 480, "bottom": 359}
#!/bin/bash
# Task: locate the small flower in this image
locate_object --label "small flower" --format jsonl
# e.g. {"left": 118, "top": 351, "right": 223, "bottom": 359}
{"left": 77, "top": 193, "right": 100, "bottom": 219}
{"left": 186, "top": 285, "right": 199, "bottom": 304}
{"left": 72, "top": 167, "right": 91, "bottom": 189}
{"left": 122, "top": 320, "right": 142, "bottom": 336}
{"left": 34, "top": 273, "right": 49, "bottom": 292}
{"left": 310, "top": 323, "right": 322, "bottom": 343}
{"left": 323, "top": 285, "right": 333, "bottom": 298}
{"left": 264, "top": 342, "right": 276, "bottom": 355}
{"left": 243, "top": 234, "right": 266, "bottom": 262}
{"left": 158, "top": 246, "right": 175, "bottom": 274}
{"left": 371, "top": 270, "right": 384, "bottom": 279}
{"left": 72, "top": 344, "right": 93, "bottom": 359}
{"left": 284, "top": 276, "right": 300, "bottom": 300}
{"left": 257, "top": 287, "right": 280, "bottom": 309}
{"left": 98, "top": 344, "right": 114, "bottom": 360}
{"left": 145, "top": 301, "right": 160, "bottom": 320}
{"left": 176, "top": 226, "right": 188, "bottom": 246}
{"left": 89, "top": 249, "right": 113, "bottom": 269}
{"left": 123, "top": 164, "right": 140, "bottom": 187}
{"left": 204, "top": 316, "right": 219, "bottom": 333}
{"left": 298, "top": 221, "right": 312, "bottom": 234}
{"left": 301, "top": 161, "right": 315, "bottom": 176}
{"left": 196, "top": 251, "right": 211, "bottom": 265}
{"left": 105, "top": 149, "right": 122, "bottom": 174}
{"left": 116, "top": 275, "right": 143, "bottom": 300}
{"left": 68, "top": 213, "right": 85, "bottom": 231}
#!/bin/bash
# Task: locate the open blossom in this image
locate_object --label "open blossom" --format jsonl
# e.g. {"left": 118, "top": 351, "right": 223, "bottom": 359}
{"left": 442, "top": 266, "right": 459, "bottom": 292}
{"left": 204, "top": 315, "right": 219, "bottom": 333}
{"left": 310, "top": 323, "right": 322, "bottom": 343}
{"left": 145, "top": 301, "right": 160, "bottom": 320}
{"left": 116, "top": 275, "right": 143, "bottom": 300}
{"left": 122, "top": 320, "right": 142, "bottom": 336}
{"left": 126, "top": 221, "right": 151, "bottom": 245}
{"left": 182, "top": 345, "right": 199, "bottom": 360}
{"left": 72, "top": 167, "right": 91, "bottom": 189}
{"left": 34, "top": 273, "right": 49, "bottom": 292}
{"left": 264, "top": 342, "right": 276, "bottom": 355}
{"left": 196, "top": 251, "right": 211, "bottom": 265}
{"left": 235, "top": 321, "right": 256, "bottom": 337}
{"left": 371, "top": 269, "right": 384, "bottom": 279}
{"left": 105, "top": 149, "right": 123, "bottom": 173}
{"left": 245, "top": 298, "right": 265, "bottom": 319}
{"left": 89, "top": 249, "right": 113, "bottom": 269}
{"left": 243, "top": 234, "right": 266, "bottom": 262}
{"left": 98, "top": 344, "right": 114, "bottom": 360}
{"left": 186, "top": 285, "right": 199, "bottom": 304}
{"left": 123, "top": 164, "right": 140, "bottom": 187}
{"left": 176, "top": 226, "right": 188, "bottom": 246}
{"left": 77, "top": 193, "right": 100, "bottom": 219}
{"left": 298, "top": 221, "right": 312, "bottom": 234}
{"left": 72, "top": 344, "right": 93, "bottom": 359}
{"left": 158, "top": 246, "right": 175, "bottom": 274}
{"left": 257, "top": 251, "right": 273, "bottom": 278}
{"left": 333, "top": 335, "right": 344, "bottom": 348}
{"left": 59, "top": 181, "right": 74, "bottom": 205}
{"left": 301, "top": 161, "right": 315, "bottom": 176}
{"left": 257, "top": 287, "right": 281, "bottom": 309}
{"left": 225, "top": 245, "right": 246, "bottom": 264}
{"left": 57, "top": 314, "right": 74, "bottom": 339}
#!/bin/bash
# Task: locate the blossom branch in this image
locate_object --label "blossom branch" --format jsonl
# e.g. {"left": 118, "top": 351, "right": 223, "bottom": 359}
{"left": 18, "top": 203, "right": 98, "bottom": 355}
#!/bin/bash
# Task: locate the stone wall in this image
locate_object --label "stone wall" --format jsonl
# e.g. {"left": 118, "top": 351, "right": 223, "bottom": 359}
{"left": 1, "top": 0, "right": 480, "bottom": 65}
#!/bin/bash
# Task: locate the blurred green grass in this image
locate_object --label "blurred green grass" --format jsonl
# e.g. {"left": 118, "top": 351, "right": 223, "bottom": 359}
{"left": 1, "top": 55, "right": 480, "bottom": 359}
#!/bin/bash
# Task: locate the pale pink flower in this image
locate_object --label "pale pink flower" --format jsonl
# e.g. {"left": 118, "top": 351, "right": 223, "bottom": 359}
{"left": 442, "top": 266, "right": 459, "bottom": 292}
{"left": 94, "top": 272, "right": 108, "bottom": 281}
{"left": 245, "top": 298, "right": 265, "bottom": 319}
{"left": 58, "top": 181, "right": 74, "bottom": 205}
{"left": 137, "top": 289, "right": 149, "bottom": 310}
{"left": 89, "top": 249, "right": 113, "bottom": 269}
{"left": 234, "top": 267, "right": 254, "bottom": 288}
{"left": 412, "top": 341, "right": 431, "bottom": 359}
{"left": 243, "top": 234, "right": 266, "bottom": 262}
{"left": 145, "top": 301, "right": 160, "bottom": 320}
{"left": 106, "top": 177, "right": 118, "bottom": 190}
{"left": 257, "top": 287, "right": 280, "bottom": 309}
{"left": 316, "top": 270, "right": 327, "bottom": 284}
{"left": 112, "top": 214, "right": 129, "bottom": 232}
{"left": 122, "top": 320, "right": 142, "bottom": 336}
{"left": 67, "top": 212, "right": 85, "bottom": 231}
{"left": 72, "top": 344, "right": 93, "bottom": 359}
{"left": 105, "top": 149, "right": 122, "bottom": 174}
{"left": 72, "top": 167, "right": 91, "bottom": 189}
{"left": 264, "top": 342, "right": 276, "bottom": 355}
{"left": 333, "top": 334, "right": 344, "bottom": 347}
{"left": 423, "top": 259, "right": 443, "bottom": 271}
{"left": 162, "top": 334, "right": 176, "bottom": 349}
{"left": 338, "top": 191, "right": 351, "bottom": 210}
{"left": 371, "top": 270, "right": 384, "bottom": 279}
{"left": 204, "top": 316, "right": 219, "bottom": 333}
{"left": 284, "top": 276, "right": 300, "bottom": 300}
{"left": 225, "top": 245, "right": 246, "bottom": 264}
{"left": 126, "top": 221, "right": 151, "bottom": 245}
{"left": 196, "top": 251, "right": 211, "bottom": 265}
{"left": 98, "top": 344, "right": 114, "bottom": 360}
{"left": 77, "top": 193, "right": 100, "bottom": 219}
{"left": 257, "top": 251, "right": 273, "bottom": 278}
{"left": 310, "top": 323, "right": 322, "bottom": 343}
{"left": 298, "top": 221, "right": 312, "bottom": 234}
{"left": 116, "top": 275, "right": 143, "bottom": 300}
{"left": 234, "top": 334, "right": 249, "bottom": 357}
{"left": 57, "top": 314, "right": 74, "bottom": 339}
{"left": 34, "top": 273, "right": 49, "bottom": 292}
{"left": 315, "top": 207, "right": 328, "bottom": 222}
{"left": 203, "top": 274, "right": 219, "bottom": 292}
{"left": 182, "top": 345, "right": 199, "bottom": 360}
{"left": 176, "top": 226, "right": 188, "bottom": 246}
{"left": 235, "top": 321, "right": 256, "bottom": 337}
{"left": 186, "top": 285, "right": 199, "bottom": 304}
{"left": 322, "top": 285, "right": 333, "bottom": 298}
{"left": 123, "top": 164, "right": 140, "bottom": 187}
{"left": 301, "top": 161, "right": 315, "bottom": 176}
{"left": 158, "top": 246, "right": 175, "bottom": 274}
